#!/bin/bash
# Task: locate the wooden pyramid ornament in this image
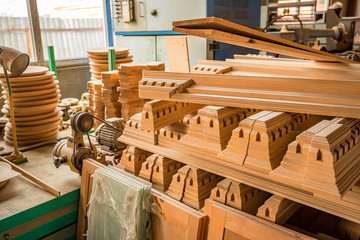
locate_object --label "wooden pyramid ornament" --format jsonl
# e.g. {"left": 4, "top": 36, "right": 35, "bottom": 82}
{"left": 116, "top": 145, "right": 151, "bottom": 176}
{"left": 181, "top": 166, "right": 222, "bottom": 209}
{"left": 138, "top": 154, "right": 182, "bottom": 191}
{"left": 209, "top": 178, "right": 232, "bottom": 204}
{"left": 256, "top": 195, "right": 301, "bottom": 225}
{"left": 210, "top": 178, "right": 271, "bottom": 214}
{"left": 140, "top": 100, "right": 202, "bottom": 132}
{"left": 219, "top": 110, "right": 323, "bottom": 173}
{"left": 272, "top": 117, "right": 360, "bottom": 199}
{"left": 166, "top": 165, "right": 192, "bottom": 201}
{"left": 180, "top": 106, "right": 259, "bottom": 153}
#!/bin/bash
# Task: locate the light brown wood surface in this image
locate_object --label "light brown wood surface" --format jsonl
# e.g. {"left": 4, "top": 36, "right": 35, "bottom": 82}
{"left": 166, "top": 36, "right": 190, "bottom": 73}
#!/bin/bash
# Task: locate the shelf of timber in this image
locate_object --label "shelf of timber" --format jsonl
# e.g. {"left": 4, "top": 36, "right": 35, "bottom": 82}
{"left": 118, "top": 103, "right": 360, "bottom": 224}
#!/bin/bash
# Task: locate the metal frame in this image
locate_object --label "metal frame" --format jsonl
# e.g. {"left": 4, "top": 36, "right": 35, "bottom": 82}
{"left": 26, "top": 0, "right": 44, "bottom": 62}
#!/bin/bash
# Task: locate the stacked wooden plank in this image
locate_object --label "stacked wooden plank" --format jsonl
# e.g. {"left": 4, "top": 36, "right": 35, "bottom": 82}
{"left": 172, "top": 17, "right": 354, "bottom": 63}
{"left": 86, "top": 47, "right": 132, "bottom": 81}
{"left": 101, "top": 70, "right": 121, "bottom": 118}
{"left": 87, "top": 80, "right": 104, "bottom": 129}
{"left": 0, "top": 66, "right": 61, "bottom": 146}
{"left": 117, "top": 62, "right": 165, "bottom": 120}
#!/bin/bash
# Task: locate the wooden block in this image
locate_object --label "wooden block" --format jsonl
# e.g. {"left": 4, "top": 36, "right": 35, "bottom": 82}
{"left": 256, "top": 195, "right": 301, "bottom": 225}
{"left": 191, "top": 64, "right": 232, "bottom": 74}
{"left": 116, "top": 145, "right": 152, "bottom": 176}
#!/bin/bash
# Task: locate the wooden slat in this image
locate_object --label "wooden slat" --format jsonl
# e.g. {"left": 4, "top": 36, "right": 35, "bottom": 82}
{"left": 174, "top": 27, "right": 337, "bottom": 62}
{"left": 139, "top": 71, "right": 360, "bottom": 119}
{"left": 172, "top": 17, "right": 354, "bottom": 64}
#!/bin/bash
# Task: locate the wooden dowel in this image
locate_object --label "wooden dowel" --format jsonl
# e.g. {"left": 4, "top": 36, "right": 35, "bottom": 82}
{"left": 0, "top": 157, "right": 61, "bottom": 197}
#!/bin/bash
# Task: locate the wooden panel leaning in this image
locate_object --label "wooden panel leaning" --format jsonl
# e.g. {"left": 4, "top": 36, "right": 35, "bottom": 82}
{"left": 151, "top": 189, "right": 207, "bottom": 240}
{"left": 77, "top": 159, "right": 105, "bottom": 240}
{"left": 203, "top": 199, "right": 314, "bottom": 240}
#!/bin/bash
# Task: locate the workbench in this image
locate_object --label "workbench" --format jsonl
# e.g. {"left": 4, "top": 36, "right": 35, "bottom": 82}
{"left": 0, "top": 132, "right": 81, "bottom": 240}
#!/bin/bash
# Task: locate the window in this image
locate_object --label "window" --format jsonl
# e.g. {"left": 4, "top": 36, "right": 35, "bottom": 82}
{"left": 0, "top": 0, "right": 33, "bottom": 59}
{"left": 37, "top": 0, "right": 106, "bottom": 60}
{"left": 268, "top": 0, "right": 316, "bottom": 24}
{"left": 0, "top": 0, "right": 106, "bottom": 62}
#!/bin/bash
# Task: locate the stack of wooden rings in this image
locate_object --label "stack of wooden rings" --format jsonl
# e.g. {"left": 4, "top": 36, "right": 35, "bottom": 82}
{"left": 86, "top": 47, "right": 132, "bottom": 81}
{"left": 0, "top": 66, "right": 61, "bottom": 146}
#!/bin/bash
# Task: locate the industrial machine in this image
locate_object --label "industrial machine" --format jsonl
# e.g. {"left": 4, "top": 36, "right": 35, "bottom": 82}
{"left": 265, "top": 2, "right": 360, "bottom": 59}
{"left": 53, "top": 111, "right": 126, "bottom": 174}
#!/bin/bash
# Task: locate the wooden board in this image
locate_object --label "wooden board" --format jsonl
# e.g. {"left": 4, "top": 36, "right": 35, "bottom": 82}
{"left": 139, "top": 71, "right": 360, "bottom": 119}
{"left": 173, "top": 27, "right": 351, "bottom": 63}
{"left": 172, "top": 17, "right": 354, "bottom": 64}
{"left": 151, "top": 189, "right": 207, "bottom": 240}
{"left": 166, "top": 36, "right": 190, "bottom": 73}
{"left": 0, "top": 66, "right": 49, "bottom": 77}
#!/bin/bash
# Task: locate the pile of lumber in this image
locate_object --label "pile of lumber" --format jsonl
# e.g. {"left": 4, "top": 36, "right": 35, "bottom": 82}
{"left": 86, "top": 47, "right": 132, "bottom": 81}
{"left": 87, "top": 80, "right": 104, "bottom": 129}
{"left": 0, "top": 66, "right": 61, "bottom": 146}
{"left": 101, "top": 70, "right": 121, "bottom": 118}
{"left": 117, "top": 62, "right": 165, "bottom": 120}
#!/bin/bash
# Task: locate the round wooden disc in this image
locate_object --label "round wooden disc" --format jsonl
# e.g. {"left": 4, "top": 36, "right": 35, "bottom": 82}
{"left": 10, "top": 80, "right": 58, "bottom": 93}
{"left": 5, "top": 128, "right": 59, "bottom": 140}
{"left": 0, "top": 66, "right": 49, "bottom": 77}
{"left": 9, "top": 112, "right": 62, "bottom": 127}
{"left": 2, "top": 86, "right": 59, "bottom": 98}
{"left": 90, "top": 56, "right": 133, "bottom": 64}
{"left": 5, "top": 121, "right": 59, "bottom": 133}
{"left": 7, "top": 90, "right": 61, "bottom": 103}
{"left": 0, "top": 71, "right": 54, "bottom": 83}
{"left": 5, "top": 95, "right": 60, "bottom": 107}
{"left": 61, "top": 97, "right": 79, "bottom": 106}
{"left": 86, "top": 47, "right": 129, "bottom": 55}
{"left": 0, "top": 76, "right": 55, "bottom": 88}
{"left": 4, "top": 132, "right": 58, "bottom": 146}
{"left": 2, "top": 107, "right": 61, "bottom": 122}
{"left": 3, "top": 101, "right": 59, "bottom": 116}
{"left": 87, "top": 52, "right": 130, "bottom": 60}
